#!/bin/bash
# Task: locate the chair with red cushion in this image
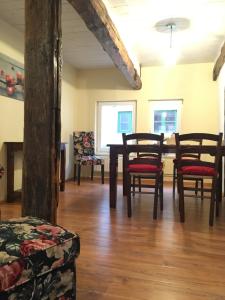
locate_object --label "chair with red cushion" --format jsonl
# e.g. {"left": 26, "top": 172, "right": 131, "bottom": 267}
{"left": 173, "top": 138, "right": 203, "bottom": 199}
{"left": 175, "top": 132, "right": 223, "bottom": 226}
{"left": 133, "top": 142, "right": 161, "bottom": 195}
{"left": 122, "top": 133, "right": 164, "bottom": 219}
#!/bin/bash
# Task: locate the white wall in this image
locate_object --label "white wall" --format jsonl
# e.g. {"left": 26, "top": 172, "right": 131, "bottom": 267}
{"left": 0, "top": 18, "right": 78, "bottom": 201}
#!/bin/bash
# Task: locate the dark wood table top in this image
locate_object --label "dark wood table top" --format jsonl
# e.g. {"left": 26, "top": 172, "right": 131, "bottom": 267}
{"left": 107, "top": 143, "right": 225, "bottom": 155}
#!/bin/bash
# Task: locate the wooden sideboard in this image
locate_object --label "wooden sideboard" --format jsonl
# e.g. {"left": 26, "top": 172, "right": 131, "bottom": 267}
{"left": 4, "top": 142, "right": 66, "bottom": 202}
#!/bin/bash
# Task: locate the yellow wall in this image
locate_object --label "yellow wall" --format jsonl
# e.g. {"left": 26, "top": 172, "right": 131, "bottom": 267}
{"left": 77, "top": 64, "right": 218, "bottom": 133}
{"left": 218, "top": 64, "right": 225, "bottom": 133}
{"left": 77, "top": 63, "right": 219, "bottom": 176}
{"left": 0, "top": 19, "right": 78, "bottom": 201}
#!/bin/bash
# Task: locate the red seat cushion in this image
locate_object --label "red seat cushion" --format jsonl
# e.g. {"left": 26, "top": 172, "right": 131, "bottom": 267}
{"left": 128, "top": 164, "right": 162, "bottom": 173}
{"left": 180, "top": 166, "right": 217, "bottom": 176}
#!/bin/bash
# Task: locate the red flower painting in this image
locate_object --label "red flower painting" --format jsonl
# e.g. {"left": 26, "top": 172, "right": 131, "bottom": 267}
{"left": 0, "top": 53, "right": 24, "bottom": 101}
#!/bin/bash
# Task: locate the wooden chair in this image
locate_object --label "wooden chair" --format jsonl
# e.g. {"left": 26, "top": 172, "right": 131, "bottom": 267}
{"left": 173, "top": 138, "right": 203, "bottom": 199}
{"left": 122, "top": 133, "right": 164, "bottom": 219}
{"left": 175, "top": 132, "right": 223, "bottom": 226}
{"left": 73, "top": 131, "right": 104, "bottom": 185}
{"left": 133, "top": 144, "right": 160, "bottom": 195}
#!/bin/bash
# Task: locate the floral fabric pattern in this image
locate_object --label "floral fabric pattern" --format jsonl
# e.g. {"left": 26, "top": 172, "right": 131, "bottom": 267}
{"left": 0, "top": 165, "right": 4, "bottom": 179}
{"left": 73, "top": 131, "right": 104, "bottom": 165}
{"left": 0, "top": 217, "right": 80, "bottom": 300}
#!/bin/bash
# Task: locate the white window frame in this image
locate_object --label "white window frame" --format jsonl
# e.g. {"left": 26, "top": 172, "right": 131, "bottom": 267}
{"left": 149, "top": 99, "right": 183, "bottom": 137}
{"left": 96, "top": 100, "right": 137, "bottom": 154}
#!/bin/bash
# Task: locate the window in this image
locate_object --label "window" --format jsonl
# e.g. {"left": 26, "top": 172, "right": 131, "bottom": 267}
{"left": 97, "top": 101, "right": 136, "bottom": 153}
{"left": 150, "top": 100, "right": 182, "bottom": 137}
{"left": 117, "top": 111, "right": 133, "bottom": 133}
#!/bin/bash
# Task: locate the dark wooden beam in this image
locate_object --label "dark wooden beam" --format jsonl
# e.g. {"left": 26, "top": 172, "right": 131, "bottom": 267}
{"left": 67, "top": 0, "right": 142, "bottom": 90}
{"left": 213, "top": 42, "right": 225, "bottom": 81}
{"left": 23, "top": 0, "right": 62, "bottom": 223}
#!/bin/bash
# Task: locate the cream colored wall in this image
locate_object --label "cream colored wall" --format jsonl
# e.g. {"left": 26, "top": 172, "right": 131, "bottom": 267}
{"left": 61, "top": 64, "right": 79, "bottom": 181}
{"left": 218, "top": 64, "right": 225, "bottom": 133}
{"left": 77, "top": 63, "right": 219, "bottom": 177}
{"left": 0, "top": 19, "right": 78, "bottom": 201}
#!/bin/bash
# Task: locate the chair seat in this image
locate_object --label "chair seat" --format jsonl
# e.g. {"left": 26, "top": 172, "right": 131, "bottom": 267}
{"left": 128, "top": 163, "right": 162, "bottom": 173}
{"left": 75, "top": 155, "right": 104, "bottom": 166}
{"left": 179, "top": 165, "right": 217, "bottom": 176}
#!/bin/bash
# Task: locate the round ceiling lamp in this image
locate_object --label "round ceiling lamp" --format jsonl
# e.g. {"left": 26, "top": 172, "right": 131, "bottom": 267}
{"left": 155, "top": 18, "right": 190, "bottom": 33}
{"left": 155, "top": 18, "right": 190, "bottom": 66}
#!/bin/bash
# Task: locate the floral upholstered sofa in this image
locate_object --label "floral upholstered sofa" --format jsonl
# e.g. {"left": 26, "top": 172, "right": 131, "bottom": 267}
{"left": 0, "top": 216, "right": 80, "bottom": 299}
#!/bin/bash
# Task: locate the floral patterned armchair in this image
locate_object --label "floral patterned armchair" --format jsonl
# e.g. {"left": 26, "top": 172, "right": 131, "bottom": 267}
{"left": 73, "top": 131, "right": 104, "bottom": 185}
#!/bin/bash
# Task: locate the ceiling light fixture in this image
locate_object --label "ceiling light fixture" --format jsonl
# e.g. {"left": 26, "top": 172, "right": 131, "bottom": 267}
{"left": 155, "top": 18, "right": 190, "bottom": 66}
{"left": 164, "top": 23, "right": 178, "bottom": 66}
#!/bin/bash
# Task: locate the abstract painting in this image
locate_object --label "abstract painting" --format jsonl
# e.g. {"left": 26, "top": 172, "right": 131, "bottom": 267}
{"left": 0, "top": 53, "right": 24, "bottom": 101}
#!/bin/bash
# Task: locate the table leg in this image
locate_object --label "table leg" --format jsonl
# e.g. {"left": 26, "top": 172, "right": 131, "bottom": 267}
{"left": 7, "top": 146, "right": 15, "bottom": 202}
{"left": 109, "top": 148, "right": 118, "bottom": 208}
{"left": 123, "top": 155, "right": 127, "bottom": 196}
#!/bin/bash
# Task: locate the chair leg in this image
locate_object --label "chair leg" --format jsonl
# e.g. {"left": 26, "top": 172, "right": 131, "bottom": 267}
{"left": 159, "top": 173, "right": 163, "bottom": 211}
{"left": 77, "top": 165, "right": 81, "bottom": 185}
{"left": 91, "top": 164, "right": 94, "bottom": 180}
{"left": 138, "top": 177, "right": 141, "bottom": 192}
{"left": 195, "top": 180, "right": 198, "bottom": 196}
{"left": 132, "top": 176, "right": 135, "bottom": 196}
{"left": 101, "top": 164, "right": 104, "bottom": 184}
{"left": 127, "top": 174, "right": 132, "bottom": 217}
{"left": 74, "top": 164, "right": 77, "bottom": 181}
{"left": 178, "top": 175, "right": 185, "bottom": 222}
{"left": 173, "top": 164, "right": 176, "bottom": 199}
{"left": 209, "top": 179, "right": 216, "bottom": 226}
{"left": 153, "top": 175, "right": 159, "bottom": 220}
{"left": 201, "top": 179, "right": 204, "bottom": 201}
{"left": 215, "top": 176, "right": 219, "bottom": 217}
{"left": 216, "top": 192, "right": 219, "bottom": 218}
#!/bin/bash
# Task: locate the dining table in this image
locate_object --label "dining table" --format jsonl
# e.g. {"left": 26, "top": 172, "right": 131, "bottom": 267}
{"left": 107, "top": 143, "right": 225, "bottom": 208}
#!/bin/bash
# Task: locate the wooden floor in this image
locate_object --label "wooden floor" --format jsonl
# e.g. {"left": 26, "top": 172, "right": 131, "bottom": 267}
{"left": 1, "top": 180, "right": 225, "bottom": 299}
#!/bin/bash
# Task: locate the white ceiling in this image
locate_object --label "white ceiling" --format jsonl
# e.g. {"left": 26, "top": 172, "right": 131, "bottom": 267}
{"left": 0, "top": 0, "right": 224, "bottom": 69}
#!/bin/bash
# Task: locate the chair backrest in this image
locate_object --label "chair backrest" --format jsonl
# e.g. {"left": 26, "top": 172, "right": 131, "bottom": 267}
{"left": 122, "top": 133, "right": 164, "bottom": 168}
{"left": 73, "top": 131, "right": 95, "bottom": 160}
{"left": 175, "top": 132, "right": 223, "bottom": 171}
{"left": 176, "top": 137, "right": 203, "bottom": 161}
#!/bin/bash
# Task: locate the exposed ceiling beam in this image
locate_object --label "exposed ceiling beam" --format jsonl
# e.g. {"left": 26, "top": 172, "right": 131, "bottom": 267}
{"left": 213, "top": 41, "right": 225, "bottom": 81}
{"left": 67, "top": 0, "right": 142, "bottom": 90}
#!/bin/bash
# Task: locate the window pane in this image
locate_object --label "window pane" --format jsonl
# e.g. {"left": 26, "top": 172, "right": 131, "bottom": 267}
{"left": 117, "top": 111, "right": 132, "bottom": 133}
{"left": 97, "top": 102, "right": 136, "bottom": 152}
{"left": 154, "top": 109, "right": 177, "bottom": 134}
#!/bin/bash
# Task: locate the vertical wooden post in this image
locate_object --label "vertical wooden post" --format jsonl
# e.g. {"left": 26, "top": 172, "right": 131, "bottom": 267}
{"left": 22, "top": 0, "right": 62, "bottom": 223}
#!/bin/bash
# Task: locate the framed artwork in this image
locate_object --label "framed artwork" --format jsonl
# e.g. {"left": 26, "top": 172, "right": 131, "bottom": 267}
{"left": 0, "top": 53, "right": 24, "bottom": 101}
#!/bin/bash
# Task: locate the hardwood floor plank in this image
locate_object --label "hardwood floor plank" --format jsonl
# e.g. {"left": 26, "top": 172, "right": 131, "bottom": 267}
{"left": 1, "top": 180, "right": 225, "bottom": 299}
